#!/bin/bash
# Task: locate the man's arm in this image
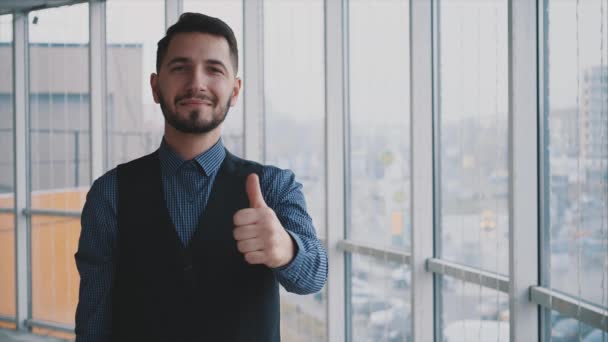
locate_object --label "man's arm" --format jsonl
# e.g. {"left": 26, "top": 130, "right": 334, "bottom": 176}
{"left": 262, "top": 167, "right": 328, "bottom": 294}
{"left": 74, "top": 170, "right": 117, "bottom": 342}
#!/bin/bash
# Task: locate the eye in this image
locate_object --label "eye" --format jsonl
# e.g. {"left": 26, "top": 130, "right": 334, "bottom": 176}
{"left": 208, "top": 67, "right": 223, "bottom": 75}
{"left": 171, "top": 65, "right": 185, "bottom": 72}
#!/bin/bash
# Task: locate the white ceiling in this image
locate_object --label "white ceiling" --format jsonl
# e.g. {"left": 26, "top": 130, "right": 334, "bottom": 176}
{"left": 0, "top": 0, "right": 85, "bottom": 16}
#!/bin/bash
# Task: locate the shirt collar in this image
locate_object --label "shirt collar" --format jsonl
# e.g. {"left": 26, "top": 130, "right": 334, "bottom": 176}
{"left": 158, "top": 137, "right": 226, "bottom": 177}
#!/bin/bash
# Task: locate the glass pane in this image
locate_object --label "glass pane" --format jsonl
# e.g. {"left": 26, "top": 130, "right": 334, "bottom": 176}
{"left": 29, "top": 3, "right": 91, "bottom": 210}
{"left": 437, "top": 2, "right": 509, "bottom": 341}
{"left": 441, "top": 276, "right": 509, "bottom": 342}
{"left": 28, "top": 4, "right": 89, "bottom": 328}
{"left": 350, "top": 253, "right": 411, "bottom": 342}
{"left": 437, "top": 0, "right": 509, "bottom": 274}
{"left": 262, "top": 1, "right": 327, "bottom": 340}
{"left": 347, "top": 0, "right": 411, "bottom": 249}
{"left": 183, "top": 0, "right": 244, "bottom": 156}
{"left": 543, "top": 0, "right": 608, "bottom": 338}
{"left": 347, "top": 0, "right": 411, "bottom": 340}
{"left": 263, "top": 0, "right": 326, "bottom": 239}
{"left": 106, "top": 0, "right": 165, "bottom": 168}
{"left": 0, "top": 213, "right": 15, "bottom": 324}
{"left": 0, "top": 14, "right": 13, "bottom": 208}
{"left": 0, "top": 13, "right": 15, "bottom": 326}
{"left": 550, "top": 310, "right": 607, "bottom": 342}
{"left": 543, "top": 0, "right": 608, "bottom": 319}
{"left": 30, "top": 215, "right": 80, "bottom": 329}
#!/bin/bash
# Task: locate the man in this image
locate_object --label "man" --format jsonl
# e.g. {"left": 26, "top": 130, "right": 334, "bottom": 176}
{"left": 74, "top": 12, "right": 327, "bottom": 342}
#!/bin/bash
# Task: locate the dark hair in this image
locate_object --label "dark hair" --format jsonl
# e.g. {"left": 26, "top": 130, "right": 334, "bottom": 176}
{"left": 156, "top": 12, "right": 238, "bottom": 73}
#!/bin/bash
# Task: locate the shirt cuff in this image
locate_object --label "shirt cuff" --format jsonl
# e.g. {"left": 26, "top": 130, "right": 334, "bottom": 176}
{"left": 273, "top": 230, "right": 304, "bottom": 281}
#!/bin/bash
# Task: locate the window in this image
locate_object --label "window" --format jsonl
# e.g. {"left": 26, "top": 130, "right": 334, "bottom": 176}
{"left": 0, "top": 13, "right": 15, "bottom": 329}
{"left": 262, "top": 0, "right": 327, "bottom": 339}
{"left": 347, "top": 0, "right": 411, "bottom": 340}
{"left": 542, "top": 0, "right": 607, "bottom": 339}
{"left": 437, "top": 1, "right": 509, "bottom": 340}
{"left": 28, "top": 4, "right": 89, "bottom": 330}
{"left": 105, "top": 0, "right": 165, "bottom": 169}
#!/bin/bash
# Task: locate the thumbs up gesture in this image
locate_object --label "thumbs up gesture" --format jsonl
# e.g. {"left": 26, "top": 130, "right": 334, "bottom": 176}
{"left": 233, "top": 174, "right": 295, "bottom": 268}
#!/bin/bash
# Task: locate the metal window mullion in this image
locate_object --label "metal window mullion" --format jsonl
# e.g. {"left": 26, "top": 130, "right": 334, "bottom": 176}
{"left": 0, "top": 314, "right": 16, "bottom": 324}
{"left": 13, "top": 10, "right": 30, "bottom": 332}
{"left": 89, "top": 0, "right": 106, "bottom": 178}
{"left": 427, "top": 258, "right": 510, "bottom": 293}
{"left": 325, "top": 0, "right": 347, "bottom": 341}
{"left": 508, "top": 0, "right": 540, "bottom": 340}
{"left": 530, "top": 286, "right": 608, "bottom": 332}
{"left": 165, "top": 0, "right": 182, "bottom": 29}
{"left": 242, "top": 0, "right": 264, "bottom": 162}
{"left": 337, "top": 240, "right": 411, "bottom": 265}
{"left": 25, "top": 319, "right": 74, "bottom": 334}
{"left": 537, "top": 0, "right": 553, "bottom": 339}
{"left": 410, "top": 0, "right": 435, "bottom": 341}
{"left": 22, "top": 209, "right": 81, "bottom": 218}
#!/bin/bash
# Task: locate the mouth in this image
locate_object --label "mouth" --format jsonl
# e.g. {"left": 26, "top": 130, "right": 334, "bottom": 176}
{"left": 178, "top": 98, "right": 214, "bottom": 106}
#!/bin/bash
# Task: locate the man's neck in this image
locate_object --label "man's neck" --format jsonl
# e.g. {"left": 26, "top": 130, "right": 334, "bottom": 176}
{"left": 163, "top": 124, "right": 222, "bottom": 161}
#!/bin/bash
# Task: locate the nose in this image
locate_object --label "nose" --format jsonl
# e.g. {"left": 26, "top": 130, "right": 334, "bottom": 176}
{"left": 186, "top": 66, "right": 208, "bottom": 94}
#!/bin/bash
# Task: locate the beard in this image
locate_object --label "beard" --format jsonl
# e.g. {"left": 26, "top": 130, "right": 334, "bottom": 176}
{"left": 158, "top": 89, "right": 231, "bottom": 134}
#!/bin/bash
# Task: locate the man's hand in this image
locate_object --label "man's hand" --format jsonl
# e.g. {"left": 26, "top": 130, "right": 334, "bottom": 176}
{"left": 233, "top": 174, "right": 295, "bottom": 268}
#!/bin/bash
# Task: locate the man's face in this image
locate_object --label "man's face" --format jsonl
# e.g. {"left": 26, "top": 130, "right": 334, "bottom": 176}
{"left": 151, "top": 32, "right": 241, "bottom": 134}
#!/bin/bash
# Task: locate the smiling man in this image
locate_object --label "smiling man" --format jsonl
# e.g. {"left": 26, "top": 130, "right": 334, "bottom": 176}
{"left": 74, "top": 13, "right": 327, "bottom": 342}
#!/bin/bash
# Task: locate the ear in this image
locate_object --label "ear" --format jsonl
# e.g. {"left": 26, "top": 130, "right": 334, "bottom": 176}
{"left": 150, "top": 73, "right": 160, "bottom": 104}
{"left": 230, "top": 77, "right": 242, "bottom": 107}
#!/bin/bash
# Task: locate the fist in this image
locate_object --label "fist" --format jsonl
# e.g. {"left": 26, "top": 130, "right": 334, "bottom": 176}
{"left": 233, "top": 174, "right": 295, "bottom": 268}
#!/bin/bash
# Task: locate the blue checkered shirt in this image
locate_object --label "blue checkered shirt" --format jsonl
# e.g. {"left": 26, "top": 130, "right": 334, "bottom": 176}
{"left": 74, "top": 138, "right": 327, "bottom": 341}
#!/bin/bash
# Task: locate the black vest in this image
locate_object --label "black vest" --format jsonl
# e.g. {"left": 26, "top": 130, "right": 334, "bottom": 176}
{"left": 113, "top": 150, "right": 280, "bottom": 342}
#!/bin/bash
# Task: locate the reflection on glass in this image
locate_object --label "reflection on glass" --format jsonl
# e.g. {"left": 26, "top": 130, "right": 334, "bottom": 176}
{"left": 106, "top": 0, "right": 165, "bottom": 169}
{"left": 28, "top": 4, "right": 89, "bottom": 329}
{"left": 348, "top": 0, "right": 411, "bottom": 250}
{"left": 183, "top": 0, "right": 244, "bottom": 156}
{"left": 438, "top": 0, "right": 509, "bottom": 275}
{"left": 350, "top": 253, "right": 411, "bottom": 342}
{"left": 543, "top": 0, "right": 608, "bottom": 338}
{"left": 262, "top": 1, "right": 327, "bottom": 340}
{"left": 441, "top": 276, "right": 509, "bottom": 342}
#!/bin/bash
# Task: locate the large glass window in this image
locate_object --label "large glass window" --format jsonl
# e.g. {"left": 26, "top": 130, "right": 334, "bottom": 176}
{"left": 106, "top": 0, "right": 165, "bottom": 169}
{"left": 28, "top": 4, "right": 89, "bottom": 332}
{"left": 347, "top": 0, "right": 411, "bottom": 340}
{"left": 0, "top": 13, "right": 15, "bottom": 329}
{"left": 262, "top": 1, "right": 327, "bottom": 340}
{"left": 543, "top": 0, "right": 607, "bottom": 340}
{"left": 437, "top": 1, "right": 509, "bottom": 340}
{"left": 350, "top": 254, "right": 410, "bottom": 342}
{"left": 183, "top": 0, "right": 244, "bottom": 156}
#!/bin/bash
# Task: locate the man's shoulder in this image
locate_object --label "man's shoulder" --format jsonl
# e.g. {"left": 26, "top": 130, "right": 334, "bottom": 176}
{"left": 227, "top": 153, "right": 295, "bottom": 182}
{"left": 89, "top": 167, "right": 118, "bottom": 199}
{"left": 89, "top": 151, "right": 159, "bottom": 196}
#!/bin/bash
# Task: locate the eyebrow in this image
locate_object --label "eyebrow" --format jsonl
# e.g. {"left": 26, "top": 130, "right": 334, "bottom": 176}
{"left": 167, "top": 57, "right": 228, "bottom": 72}
{"left": 167, "top": 57, "right": 191, "bottom": 66}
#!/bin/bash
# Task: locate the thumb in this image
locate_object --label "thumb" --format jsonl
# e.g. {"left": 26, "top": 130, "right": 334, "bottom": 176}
{"left": 246, "top": 173, "right": 267, "bottom": 208}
